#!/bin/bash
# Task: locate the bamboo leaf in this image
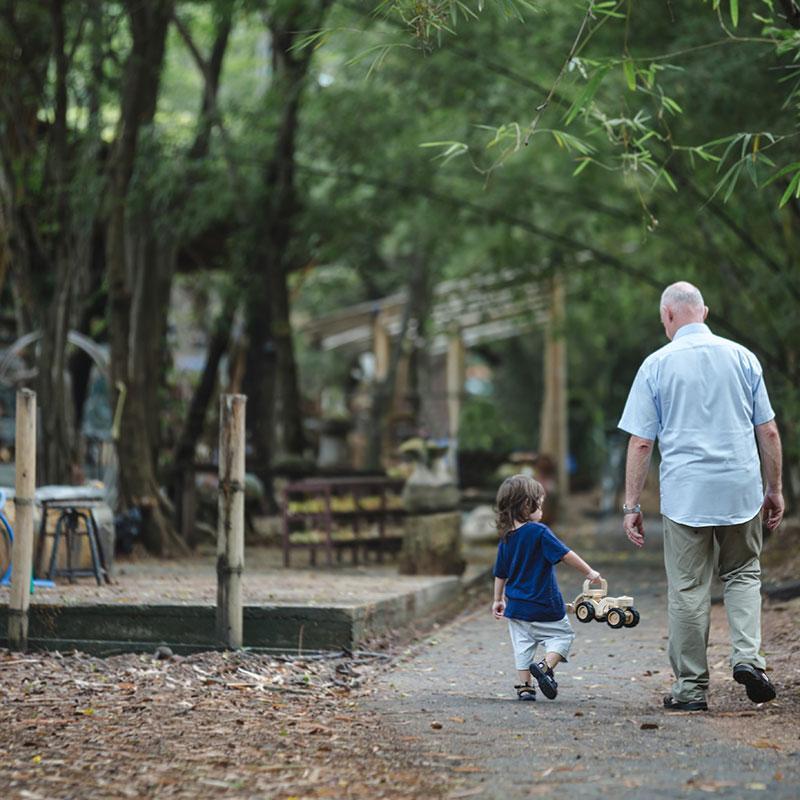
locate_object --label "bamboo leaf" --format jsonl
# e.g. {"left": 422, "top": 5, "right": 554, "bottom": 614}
{"left": 764, "top": 161, "right": 800, "bottom": 184}
{"left": 779, "top": 172, "right": 800, "bottom": 207}
{"left": 730, "top": 0, "right": 739, "bottom": 27}
{"left": 623, "top": 59, "right": 636, "bottom": 92}
{"left": 572, "top": 158, "right": 592, "bottom": 175}
{"left": 564, "top": 67, "right": 609, "bottom": 125}
{"left": 659, "top": 168, "right": 678, "bottom": 192}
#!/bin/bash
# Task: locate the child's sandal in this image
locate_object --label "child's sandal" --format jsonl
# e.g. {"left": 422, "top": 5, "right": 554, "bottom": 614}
{"left": 529, "top": 661, "right": 558, "bottom": 700}
{"left": 515, "top": 683, "right": 536, "bottom": 701}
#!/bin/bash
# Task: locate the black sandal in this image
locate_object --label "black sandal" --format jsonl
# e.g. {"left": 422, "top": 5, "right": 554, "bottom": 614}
{"left": 515, "top": 683, "right": 536, "bottom": 701}
{"left": 529, "top": 661, "right": 558, "bottom": 700}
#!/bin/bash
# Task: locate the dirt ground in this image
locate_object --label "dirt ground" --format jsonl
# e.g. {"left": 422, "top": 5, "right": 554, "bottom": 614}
{"left": 2, "top": 517, "right": 798, "bottom": 799}
{"left": 0, "top": 648, "right": 449, "bottom": 799}
{"left": 0, "top": 545, "right": 483, "bottom": 608}
{"left": 2, "top": 582, "right": 798, "bottom": 800}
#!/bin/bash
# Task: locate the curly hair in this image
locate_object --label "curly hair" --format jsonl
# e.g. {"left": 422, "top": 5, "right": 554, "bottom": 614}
{"left": 495, "top": 474, "right": 545, "bottom": 540}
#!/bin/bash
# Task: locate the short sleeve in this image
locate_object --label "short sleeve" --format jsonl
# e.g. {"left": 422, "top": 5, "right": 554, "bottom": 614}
{"left": 618, "top": 363, "right": 660, "bottom": 440}
{"left": 540, "top": 526, "right": 570, "bottom": 565}
{"left": 493, "top": 542, "right": 508, "bottom": 579}
{"left": 750, "top": 358, "right": 775, "bottom": 426}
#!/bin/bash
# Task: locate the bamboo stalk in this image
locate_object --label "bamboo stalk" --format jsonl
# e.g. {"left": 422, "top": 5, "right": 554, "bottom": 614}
{"left": 8, "top": 388, "right": 36, "bottom": 651}
{"left": 216, "top": 393, "right": 246, "bottom": 648}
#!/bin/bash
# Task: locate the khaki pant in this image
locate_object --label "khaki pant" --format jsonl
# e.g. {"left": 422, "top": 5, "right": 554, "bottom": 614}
{"left": 662, "top": 513, "right": 765, "bottom": 703}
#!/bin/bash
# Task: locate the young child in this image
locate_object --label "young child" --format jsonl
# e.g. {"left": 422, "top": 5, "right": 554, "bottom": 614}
{"left": 492, "top": 474, "right": 601, "bottom": 701}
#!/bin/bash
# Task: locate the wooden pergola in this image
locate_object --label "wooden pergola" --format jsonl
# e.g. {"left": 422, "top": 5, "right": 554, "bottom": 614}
{"left": 299, "top": 269, "right": 569, "bottom": 495}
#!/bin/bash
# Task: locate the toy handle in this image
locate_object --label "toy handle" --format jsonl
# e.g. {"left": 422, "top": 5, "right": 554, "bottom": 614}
{"left": 582, "top": 576, "right": 607, "bottom": 594}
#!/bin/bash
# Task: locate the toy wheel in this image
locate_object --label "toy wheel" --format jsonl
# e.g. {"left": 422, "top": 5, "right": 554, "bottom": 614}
{"left": 624, "top": 608, "right": 640, "bottom": 628}
{"left": 575, "top": 602, "right": 595, "bottom": 623}
{"left": 606, "top": 607, "right": 625, "bottom": 629}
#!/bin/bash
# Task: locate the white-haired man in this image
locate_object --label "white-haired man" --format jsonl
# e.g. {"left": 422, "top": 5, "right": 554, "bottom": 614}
{"left": 618, "top": 281, "right": 784, "bottom": 711}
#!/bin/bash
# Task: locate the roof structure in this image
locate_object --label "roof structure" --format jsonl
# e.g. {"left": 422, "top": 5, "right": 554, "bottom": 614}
{"left": 298, "top": 268, "right": 550, "bottom": 355}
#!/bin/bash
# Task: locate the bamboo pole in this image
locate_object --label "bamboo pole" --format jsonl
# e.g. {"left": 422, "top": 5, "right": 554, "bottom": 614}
{"left": 216, "top": 393, "right": 246, "bottom": 649}
{"left": 446, "top": 330, "right": 466, "bottom": 479}
{"left": 373, "top": 313, "right": 390, "bottom": 382}
{"left": 539, "top": 273, "right": 569, "bottom": 502}
{"left": 8, "top": 388, "right": 36, "bottom": 651}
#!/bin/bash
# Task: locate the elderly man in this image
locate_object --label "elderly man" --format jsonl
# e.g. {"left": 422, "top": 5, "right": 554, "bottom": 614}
{"left": 618, "top": 281, "right": 784, "bottom": 712}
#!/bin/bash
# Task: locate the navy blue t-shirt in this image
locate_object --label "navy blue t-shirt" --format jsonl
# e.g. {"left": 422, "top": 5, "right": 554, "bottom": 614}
{"left": 493, "top": 522, "right": 570, "bottom": 622}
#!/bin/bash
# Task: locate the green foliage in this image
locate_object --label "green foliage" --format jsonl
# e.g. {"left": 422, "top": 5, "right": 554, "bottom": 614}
{"left": 458, "top": 395, "right": 522, "bottom": 453}
{"left": 4, "top": 0, "right": 800, "bottom": 491}
{"left": 374, "top": 0, "right": 800, "bottom": 211}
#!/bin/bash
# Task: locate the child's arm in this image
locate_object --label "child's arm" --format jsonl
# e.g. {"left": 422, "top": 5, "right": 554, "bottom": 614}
{"left": 561, "top": 550, "right": 601, "bottom": 581}
{"left": 492, "top": 577, "right": 507, "bottom": 618}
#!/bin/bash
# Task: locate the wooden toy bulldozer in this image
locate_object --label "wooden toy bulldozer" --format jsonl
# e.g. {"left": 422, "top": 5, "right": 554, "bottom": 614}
{"left": 566, "top": 578, "right": 640, "bottom": 629}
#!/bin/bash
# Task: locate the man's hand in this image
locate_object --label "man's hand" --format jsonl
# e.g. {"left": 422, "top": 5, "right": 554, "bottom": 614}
{"left": 623, "top": 510, "right": 645, "bottom": 548}
{"left": 623, "top": 436, "right": 653, "bottom": 549}
{"left": 492, "top": 600, "right": 506, "bottom": 619}
{"left": 762, "top": 490, "right": 784, "bottom": 531}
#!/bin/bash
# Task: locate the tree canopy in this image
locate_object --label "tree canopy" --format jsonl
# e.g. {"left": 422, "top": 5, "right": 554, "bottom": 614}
{"left": 1, "top": 0, "right": 797, "bottom": 549}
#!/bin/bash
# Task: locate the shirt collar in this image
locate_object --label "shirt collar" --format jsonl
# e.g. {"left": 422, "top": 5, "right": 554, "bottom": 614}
{"left": 673, "top": 322, "right": 710, "bottom": 341}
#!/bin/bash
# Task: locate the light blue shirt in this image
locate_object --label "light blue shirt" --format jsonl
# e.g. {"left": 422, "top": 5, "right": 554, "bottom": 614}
{"left": 618, "top": 323, "right": 774, "bottom": 527}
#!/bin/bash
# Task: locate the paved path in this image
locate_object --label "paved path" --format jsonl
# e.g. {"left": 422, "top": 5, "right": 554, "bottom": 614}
{"left": 369, "top": 552, "right": 800, "bottom": 799}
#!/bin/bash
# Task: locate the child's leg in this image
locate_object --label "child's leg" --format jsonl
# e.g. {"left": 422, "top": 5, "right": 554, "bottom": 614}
{"left": 508, "top": 619, "right": 537, "bottom": 685}
{"left": 538, "top": 616, "right": 576, "bottom": 671}
{"left": 543, "top": 652, "right": 564, "bottom": 671}
{"left": 528, "top": 617, "right": 576, "bottom": 700}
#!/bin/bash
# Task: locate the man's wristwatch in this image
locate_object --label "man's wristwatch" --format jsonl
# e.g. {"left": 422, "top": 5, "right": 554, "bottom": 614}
{"left": 622, "top": 503, "right": 641, "bottom": 515}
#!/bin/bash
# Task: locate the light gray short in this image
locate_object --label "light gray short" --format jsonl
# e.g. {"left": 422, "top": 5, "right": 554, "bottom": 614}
{"left": 507, "top": 615, "right": 575, "bottom": 670}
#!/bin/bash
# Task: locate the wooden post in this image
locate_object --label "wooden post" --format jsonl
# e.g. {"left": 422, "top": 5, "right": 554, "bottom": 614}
{"left": 8, "top": 388, "right": 36, "bottom": 651}
{"left": 539, "top": 273, "right": 569, "bottom": 502}
{"left": 446, "top": 330, "right": 466, "bottom": 479}
{"left": 373, "top": 313, "right": 390, "bottom": 382}
{"left": 217, "top": 393, "right": 246, "bottom": 649}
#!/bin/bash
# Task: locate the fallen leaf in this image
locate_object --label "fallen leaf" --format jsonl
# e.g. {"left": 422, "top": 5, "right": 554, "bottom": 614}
{"left": 448, "top": 716, "right": 465, "bottom": 724}
{"left": 430, "top": 721, "right": 443, "bottom": 730}
{"left": 752, "top": 739, "right": 781, "bottom": 751}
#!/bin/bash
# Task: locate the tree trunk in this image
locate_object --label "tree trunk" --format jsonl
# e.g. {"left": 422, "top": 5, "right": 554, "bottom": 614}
{"left": 269, "top": 259, "right": 306, "bottom": 457}
{"left": 38, "top": 0, "right": 76, "bottom": 484}
{"left": 105, "top": 0, "right": 185, "bottom": 555}
{"left": 366, "top": 254, "right": 431, "bottom": 470}
{"left": 241, "top": 0, "right": 333, "bottom": 478}
{"left": 242, "top": 288, "right": 276, "bottom": 500}
{"left": 173, "top": 297, "right": 236, "bottom": 533}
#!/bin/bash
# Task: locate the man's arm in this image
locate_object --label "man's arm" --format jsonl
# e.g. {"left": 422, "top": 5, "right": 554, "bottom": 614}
{"left": 623, "top": 435, "right": 655, "bottom": 548}
{"left": 755, "top": 419, "right": 784, "bottom": 530}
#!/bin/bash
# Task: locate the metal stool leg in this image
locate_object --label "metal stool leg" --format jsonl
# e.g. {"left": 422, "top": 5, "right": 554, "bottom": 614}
{"left": 89, "top": 512, "right": 111, "bottom": 584}
{"left": 35, "top": 503, "right": 49, "bottom": 578}
{"left": 81, "top": 511, "right": 104, "bottom": 586}
{"left": 47, "top": 513, "right": 66, "bottom": 581}
{"left": 65, "top": 511, "right": 76, "bottom": 584}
